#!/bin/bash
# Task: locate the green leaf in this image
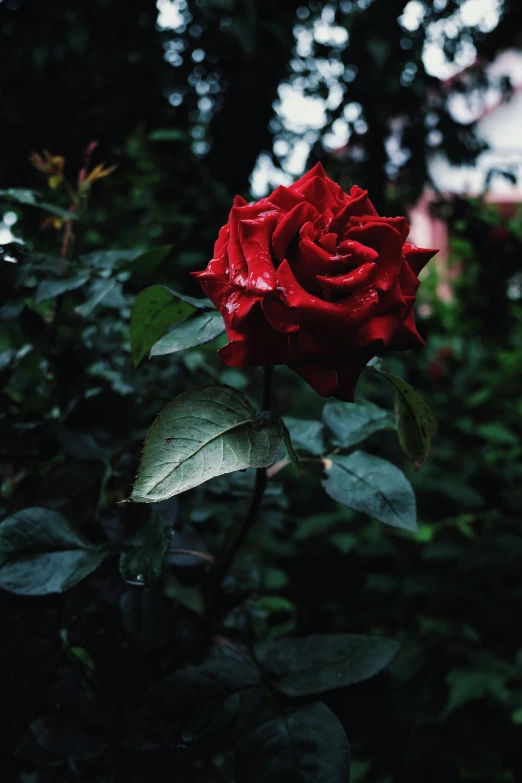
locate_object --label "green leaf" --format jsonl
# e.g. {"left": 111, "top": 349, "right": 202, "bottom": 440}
{"left": 283, "top": 417, "right": 326, "bottom": 456}
{"left": 148, "top": 129, "right": 187, "bottom": 141}
{"left": 265, "top": 633, "right": 400, "bottom": 697}
{"left": 322, "top": 451, "right": 417, "bottom": 531}
{"left": 130, "top": 285, "right": 196, "bottom": 366}
{"left": 322, "top": 400, "right": 395, "bottom": 449}
{"left": 34, "top": 271, "right": 91, "bottom": 303}
{"left": 119, "top": 515, "right": 172, "bottom": 586}
{"left": 149, "top": 310, "right": 225, "bottom": 357}
{"left": 236, "top": 702, "right": 350, "bottom": 783}
{"left": 163, "top": 572, "right": 206, "bottom": 615}
{"left": 81, "top": 249, "right": 143, "bottom": 270}
{"left": 0, "top": 188, "right": 38, "bottom": 205}
{"left": 119, "top": 245, "right": 172, "bottom": 276}
{"left": 74, "top": 278, "right": 117, "bottom": 316}
{"left": 166, "top": 290, "right": 215, "bottom": 310}
{"left": 369, "top": 370, "right": 437, "bottom": 470}
{"left": 441, "top": 668, "right": 510, "bottom": 718}
{"left": 0, "top": 188, "right": 78, "bottom": 220}
{"left": 281, "top": 420, "right": 302, "bottom": 474}
{"left": 131, "top": 385, "right": 283, "bottom": 502}
{"left": 0, "top": 508, "right": 106, "bottom": 596}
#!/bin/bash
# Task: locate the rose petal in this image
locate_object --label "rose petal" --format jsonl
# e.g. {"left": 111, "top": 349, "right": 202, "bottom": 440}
{"left": 238, "top": 217, "right": 278, "bottom": 294}
{"left": 277, "top": 259, "right": 380, "bottom": 330}
{"left": 261, "top": 295, "right": 300, "bottom": 334}
{"left": 288, "top": 352, "right": 370, "bottom": 401}
{"left": 219, "top": 310, "right": 293, "bottom": 366}
{"left": 403, "top": 243, "right": 438, "bottom": 276}
{"left": 346, "top": 222, "right": 404, "bottom": 292}
{"left": 318, "top": 233, "right": 338, "bottom": 254}
{"left": 352, "top": 289, "right": 414, "bottom": 349}
{"left": 267, "top": 184, "right": 306, "bottom": 211}
{"left": 329, "top": 187, "right": 378, "bottom": 233}
{"left": 287, "top": 363, "right": 341, "bottom": 398}
{"left": 299, "top": 221, "right": 316, "bottom": 241}
{"left": 213, "top": 223, "right": 230, "bottom": 258}
{"left": 373, "top": 278, "right": 407, "bottom": 315}
{"left": 386, "top": 302, "right": 425, "bottom": 350}
{"left": 399, "top": 258, "right": 421, "bottom": 296}
{"left": 316, "top": 262, "right": 378, "bottom": 301}
{"left": 291, "top": 238, "right": 333, "bottom": 293}
{"left": 290, "top": 162, "right": 327, "bottom": 191}
{"left": 350, "top": 185, "right": 379, "bottom": 215}
{"left": 228, "top": 207, "right": 248, "bottom": 286}
{"left": 222, "top": 289, "right": 262, "bottom": 328}
{"left": 272, "top": 202, "right": 319, "bottom": 262}
{"left": 192, "top": 256, "right": 233, "bottom": 312}
{"left": 296, "top": 175, "right": 339, "bottom": 213}
{"left": 348, "top": 214, "right": 410, "bottom": 243}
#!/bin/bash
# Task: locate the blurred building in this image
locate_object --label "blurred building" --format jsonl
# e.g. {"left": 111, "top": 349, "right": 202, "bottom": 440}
{"left": 409, "top": 49, "right": 522, "bottom": 300}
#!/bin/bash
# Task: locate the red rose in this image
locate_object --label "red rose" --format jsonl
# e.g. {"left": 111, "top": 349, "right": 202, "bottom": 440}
{"left": 193, "top": 163, "right": 437, "bottom": 401}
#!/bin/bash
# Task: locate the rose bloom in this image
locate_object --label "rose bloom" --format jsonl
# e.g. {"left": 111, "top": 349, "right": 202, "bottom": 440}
{"left": 194, "top": 164, "right": 437, "bottom": 400}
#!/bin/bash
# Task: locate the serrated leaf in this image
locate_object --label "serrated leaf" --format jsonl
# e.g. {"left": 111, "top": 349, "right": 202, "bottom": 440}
{"left": 283, "top": 417, "right": 326, "bottom": 456}
{"left": 236, "top": 702, "right": 350, "bottom": 783}
{"left": 34, "top": 271, "right": 91, "bottom": 303}
{"left": 130, "top": 286, "right": 196, "bottom": 366}
{"left": 149, "top": 310, "right": 225, "bottom": 357}
{"left": 322, "top": 400, "right": 395, "bottom": 449}
{"left": 322, "top": 451, "right": 417, "bottom": 531}
{"left": 131, "top": 385, "right": 282, "bottom": 501}
{"left": 265, "top": 633, "right": 400, "bottom": 697}
{"left": 119, "top": 515, "right": 172, "bottom": 586}
{"left": 369, "top": 370, "right": 437, "bottom": 470}
{"left": 0, "top": 508, "right": 106, "bottom": 595}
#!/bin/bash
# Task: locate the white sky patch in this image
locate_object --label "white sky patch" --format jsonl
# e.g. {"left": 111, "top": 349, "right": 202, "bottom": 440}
{"left": 286, "top": 139, "right": 313, "bottom": 174}
{"left": 276, "top": 83, "right": 326, "bottom": 133}
{"left": 399, "top": 0, "right": 426, "bottom": 32}
{"left": 423, "top": 0, "right": 503, "bottom": 79}
{"left": 460, "top": 0, "right": 502, "bottom": 29}
{"left": 314, "top": 18, "right": 349, "bottom": 47}
{"left": 0, "top": 227, "right": 15, "bottom": 244}
{"left": 240, "top": 0, "right": 502, "bottom": 194}
{"left": 250, "top": 154, "right": 293, "bottom": 199}
{"left": 156, "top": 0, "right": 185, "bottom": 31}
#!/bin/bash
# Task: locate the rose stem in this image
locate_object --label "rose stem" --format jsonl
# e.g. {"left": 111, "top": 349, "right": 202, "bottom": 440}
{"left": 210, "top": 365, "right": 273, "bottom": 594}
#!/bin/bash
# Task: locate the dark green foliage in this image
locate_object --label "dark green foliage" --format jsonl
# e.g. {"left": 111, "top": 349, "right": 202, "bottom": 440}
{"left": 236, "top": 702, "right": 351, "bottom": 783}
{"left": 130, "top": 285, "right": 196, "bottom": 366}
{"left": 265, "top": 634, "right": 400, "bottom": 696}
{"left": 322, "top": 452, "right": 417, "bottom": 531}
{"left": 1, "top": 1, "right": 521, "bottom": 782}
{"left": 0, "top": 507, "right": 107, "bottom": 595}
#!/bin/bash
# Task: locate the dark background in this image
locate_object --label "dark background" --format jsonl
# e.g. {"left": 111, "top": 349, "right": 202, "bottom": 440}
{"left": 1, "top": 1, "right": 522, "bottom": 781}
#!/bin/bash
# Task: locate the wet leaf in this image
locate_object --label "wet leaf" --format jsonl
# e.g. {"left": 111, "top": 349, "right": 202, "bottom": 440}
{"left": 322, "top": 451, "right": 417, "bottom": 531}
{"left": 131, "top": 385, "right": 282, "bottom": 501}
